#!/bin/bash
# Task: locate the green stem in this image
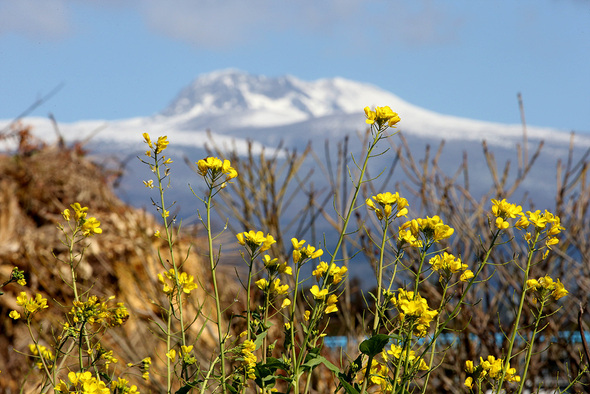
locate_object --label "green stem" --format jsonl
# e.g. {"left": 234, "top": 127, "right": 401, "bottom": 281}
{"left": 206, "top": 190, "right": 227, "bottom": 393}
{"left": 359, "top": 354, "right": 375, "bottom": 394}
{"left": 421, "top": 285, "right": 449, "bottom": 393}
{"left": 517, "top": 297, "right": 547, "bottom": 394}
{"left": 372, "top": 222, "right": 389, "bottom": 334}
{"left": 496, "top": 231, "right": 540, "bottom": 392}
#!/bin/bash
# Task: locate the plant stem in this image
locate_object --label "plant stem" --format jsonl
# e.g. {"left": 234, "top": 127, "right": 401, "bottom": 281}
{"left": 517, "top": 297, "right": 547, "bottom": 394}
{"left": 206, "top": 190, "right": 227, "bottom": 393}
{"left": 496, "top": 231, "right": 540, "bottom": 392}
{"left": 372, "top": 222, "right": 389, "bottom": 334}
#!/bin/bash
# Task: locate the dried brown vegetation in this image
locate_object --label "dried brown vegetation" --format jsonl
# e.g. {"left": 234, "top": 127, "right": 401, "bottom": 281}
{"left": 0, "top": 126, "right": 234, "bottom": 392}
{"left": 210, "top": 127, "right": 590, "bottom": 392}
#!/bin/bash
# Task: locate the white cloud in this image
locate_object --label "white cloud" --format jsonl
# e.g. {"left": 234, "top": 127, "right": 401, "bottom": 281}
{"left": 136, "top": 0, "right": 462, "bottom": 49}
{"left": 0, "top": 0, "right": 463, "bottom": 48}
{"left": 0, "top": 0, "right": 71, "bottom": 40}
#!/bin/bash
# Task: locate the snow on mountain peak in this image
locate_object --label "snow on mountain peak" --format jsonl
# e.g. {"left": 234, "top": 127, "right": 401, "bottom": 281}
{"left": 159, "top": 69, "right": 417, "bottom": 127}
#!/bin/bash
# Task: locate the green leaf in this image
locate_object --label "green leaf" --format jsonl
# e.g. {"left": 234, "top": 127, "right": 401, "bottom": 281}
{"left": 320, "top": 357, "right": 340, "bottom": 373}
{"left": 175, "top": 381, "right": 198, "bottom": 394}
{"left": 338, "top": 377, "right": 360, "bottom": 394}
{"left": 359, "top": 334, "right": 391, "bottom": 357}
{"left": 253, "top": 330, "right": 268, "bottom": 349}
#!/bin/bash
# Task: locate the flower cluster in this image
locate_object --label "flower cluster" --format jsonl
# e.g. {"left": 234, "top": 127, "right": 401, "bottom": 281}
{"left": 240, "top": 340, "right": 257, "bottom": 380}
{"left": 111, "top": 377, "right": 140, "bottom": 394}
{"left": 62, "top": 202, "right": 102, "bottom": 237}
{"left": 15, "top": 292, "right": 48, "bottom": 318}
{"left": 262, "top": 255, "right": 292, "bottom": 276}
{"left": 366, "top": 192, "right": 409, "bottom": 221}
{"left": 312, "top": 261, "right": 348, "bottom": 285}
{"left": 197, "top": 156, "right": 238, "bottom": 187}
{"left": 429, "top": 252, "right": 474, "bottom": 283}
{"left": 399, "top": 215, "right": 454, "bottom": 246}
{"left": 236, "top": 230, "right": 276, "bottom": 255}
{"left": 180, "top": 345, "right": 197, "bottom": 365}
{"left": 54, "top": 371, "right": 111, "bottom": 394}
{"left": 384, "top": 344, "right": 429, "bottom": 371}
{"left": 464, "top": 355, "right": 520, "bottom": 389}
{"left": 516, "top": 209, "right": 564, "bottom": 249}
{"left": 527, "top": 275, "right": 568, "bottom": 301}
{"left": 157, "top": 269, "right": 198, "bottom": 295}
{"left": 394, "top": 289, "right": 438, "bottom": 337}
{"left": 291, "top": 238, "right": 323, "bottom": 264}
{"left": 9, "top": 266, "right": 26, "bottom": 286}
{"left": 359, "top": 359, "right": 392, "bottom": 392}
{"left": 143, "top": 133, "right": 169, "bottom": 155}
{"left": 364, "top": 106, "right": 401, "bottom": 129}
{"left": 69, "top": 295, "right": 128, "bottom": 327}
{"left": 256, "top": 277, "right": 289, "bottom": 296}
{"left": 491, "top": 198, "right": 523, "bottom": 230}
{"left": 28, "top": 344, "right": 54, "bottom": 369}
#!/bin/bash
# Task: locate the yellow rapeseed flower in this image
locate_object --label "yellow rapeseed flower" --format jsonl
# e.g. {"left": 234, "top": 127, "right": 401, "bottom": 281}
{"left": 197, "top": 156, "right": 238, "bottom": 183}
{"left": 325, "top": 294, "right": 338, "bottom": 314}
{"left": 364, "top": 106, "right": 401, "bottom": 129}
{"left": 155, "top": 136, "right": 169, "bottom": 154}
{"left": 310, "top": 285, "right": 328, "bottom": 300}
{"left": 81, "top": 217, "right": 102, "bottom": 237}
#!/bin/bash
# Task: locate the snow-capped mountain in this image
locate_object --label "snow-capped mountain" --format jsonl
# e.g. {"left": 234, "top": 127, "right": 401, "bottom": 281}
{"left": 1, "top": 69, "right": 588, "bottom": 214}
{"left": 2, "top": 69, "right": 588, "bottom": 283}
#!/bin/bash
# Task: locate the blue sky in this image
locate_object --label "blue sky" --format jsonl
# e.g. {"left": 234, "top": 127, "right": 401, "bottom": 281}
{"left": 1, "top": 0, "right": 589, "bottom": 133}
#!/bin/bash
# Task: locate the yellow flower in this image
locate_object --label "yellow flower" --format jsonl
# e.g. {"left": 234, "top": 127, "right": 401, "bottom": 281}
{"left": 62, "top": 209, "right": 71, "bottom": 221}
{"left": 256, "top": 278, "right": 268, "bottom": 291}
{"left": 526, "top": 210, "right": 548, "bottom": 228}
{"left": 291, "top": 238, "right": 306, "bottom": 250}
{"left": 491, "top": 199, "right": 523, "bottom": 219}
{"left": 143, "top": 180, "right": 154, "bottom": 189}
{"left": 310, "top": 285, "right": 328, "bottom": 300}
{"left": 367, "top": 192, "right": 409, "bottom": 220}
{"left": 16, "top": 292, "right": 48, "bottom": 315}
{"left": 465, "top": 360, "right": 475, "bottom": 373}
{"left": 143, "top": 132, "right": 153, "bottom": 148}
{"left": 364, "top": 106, "right": 401, "bottom": 128}
{"left": 155, "top": 136, "right": 169, "bottom": 154}
{"left": 330, "top": 264, "right": 348, "bottom": 284}
{"left": 460, "top": 270, "right": 474, "bottom": 282}
{"left": 403, "top": 216, "right": 454, "bottom": 243}
{"left": 70, "top": 202, "right": 88, "bottom": 221}
{"left": 9, "top": 310, "right": 20, "bottom": 320}
{"left": 279, "top": 262, "right": 292, "bottom": 276}
{"left": 312, "top": 262, "right": 329, "bottom": 280}
{"left": 303, "top": 310, "right": 311, "bottom": 321}
{"left": 281, "top": 298, "right": 291, "bottom": 309}
{"left": 495, "top": 217, "right": 509, "bottom": 230}
{"left": 526, "top": 278, "right": 540, "bottom": 290}
{"left": 552, "top": 279, "right": 568, "bottom": 300}
{"left": 269, "top": 278, "right": 289, "bottom": 295}
{"left": 197, "top": 156, "right": 238, "bottom": 182}
{"left": 178, "top": 272, "right": 198, "bottom": 294}
{"left": 291, "top": 238, "right": 323, "bottom": 263}
{"left": 166, "top": 349, "right": 176, "bottom": 362}
{"left": 237, "top": 230, "right": 276, "bottom": 253}
{"left": 464, "top": 376, "right": 473, "bottom": 389}
{"left": 325, "top": 294, "right": 338, "bottom": 314}
{"left": 429, "top": 252, "right": 467, "bottom": 273}
{"left": 81, "top": 217, "right": 102, "bottom": 237}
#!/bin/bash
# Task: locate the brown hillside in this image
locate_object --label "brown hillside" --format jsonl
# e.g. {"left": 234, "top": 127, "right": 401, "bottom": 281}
{"left": 0, "top": 126, "right": 234, "bottom": 392}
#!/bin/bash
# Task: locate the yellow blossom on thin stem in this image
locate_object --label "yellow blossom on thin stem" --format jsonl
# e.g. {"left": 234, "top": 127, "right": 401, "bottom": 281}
{"left": 364, "top": 106, "right": 401, "bottom": 129}
{"left": 197, "top": 156, "right": 238, "bottom": 186}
